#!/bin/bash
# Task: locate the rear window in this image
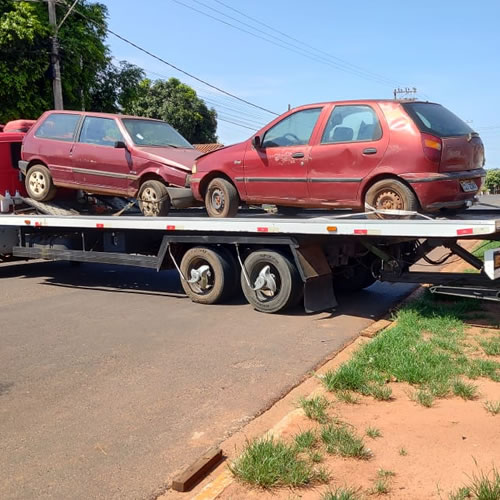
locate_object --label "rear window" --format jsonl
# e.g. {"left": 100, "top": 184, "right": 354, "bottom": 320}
{"left": 402, "top": 102, "right": 473, "bottom": 138}
{"left": 35, "top": 113, "right": 80, "bottom": 141}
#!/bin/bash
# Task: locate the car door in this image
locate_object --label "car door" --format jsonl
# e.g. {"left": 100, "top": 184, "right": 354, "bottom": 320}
{"left": 71, "top": 116, "right": 131, "bottom": 195}
{"left": 308, "top": 104, "right": 389, "bottom": 207}
{"left": 243, "top": 107, "right": 323, "bottom": 203}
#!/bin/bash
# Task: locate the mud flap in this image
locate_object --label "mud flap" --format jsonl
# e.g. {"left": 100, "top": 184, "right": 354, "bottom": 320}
{"left": 292, "top": 244, "right": 337, "bottom": 313}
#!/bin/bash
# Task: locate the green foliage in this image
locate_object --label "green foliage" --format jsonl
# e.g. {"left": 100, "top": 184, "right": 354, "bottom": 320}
{"left": 299, "top": 395, "right": 330, "bottom": 423}
{"left": 294, "top": 430, "right": 317, "bottom": 450}
{"left": 484, "top": 169, "right": 500, "bottom": 194}
{"left": 126, "top": 77, "right": 218, "bottom": 143}
{"left": 322, "top": 487, "right": 362, "bottom": 500}
{"left": 320, "top": 424, "right": 371, "bottom": 459}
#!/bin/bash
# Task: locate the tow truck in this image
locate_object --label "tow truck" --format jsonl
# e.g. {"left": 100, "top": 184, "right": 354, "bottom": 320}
{"left": 0, "top": 201, "right": 499, "bottom": 313}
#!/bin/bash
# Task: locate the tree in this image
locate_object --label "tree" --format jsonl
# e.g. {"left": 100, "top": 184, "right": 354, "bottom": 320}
{"left": 126, "top": 77, "right": 218, "bottom": 144}
{"left": 485, "top": 169, "right": 500, "bottom": 194}
{"left": 0, "top": 0, "right": 142, "bottom": 121}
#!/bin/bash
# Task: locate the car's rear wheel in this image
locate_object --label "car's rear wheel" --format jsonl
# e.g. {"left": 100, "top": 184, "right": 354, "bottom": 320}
{"left": 205, "top": 178, "right": 239, "bottom": 218}
{"left": 365, "top": 179, "right": 418, "bottom": 217}
{"left": 25, "top": 164, "right": 57, "bottom": 202}
{"left": 138, "top": 180, "right": 170, "bottom": 216}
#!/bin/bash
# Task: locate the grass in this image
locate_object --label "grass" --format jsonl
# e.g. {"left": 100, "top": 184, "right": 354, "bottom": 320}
{"left": 449, "top": 466, "right": 500, "bottom": 500}
{"left": 322, "top": 487, "right": 362, "bottom": 500}
{"left": 483, "top": 400, "right": 500, "bottom": 415}
{"left": 294, "top": 430, "right": 317, "bottom": 450}
{"left": 320, "top": 424, "right": 371, "bottom": 460}
{"left": 377, "top": 468, "right": 396, "bottom": 478}
{"left": 452, "top": 379, "right": 479, "bottom": 400}
{"left": 479, "top": 337, "right": 500, "bottom": 356}
{"left": 229, "top": 436, "right": 326, "bottom": 488}
{"left": 299, "top": 395, "right": 329, "bottom": 423}
{"left": 413, "top": 388, "right": 435, "bottom": 407}
{"left": 323, "top": 293, "right": 499, "bottom": 404}
{"left": 336, "top": 390, "right": 361, "bottom": 404}
{"left": 309, "top": 450, "right": 323, "bottom": 463}
{"left": 366, "top": 426, "right": 382, "bottom": 439}
{"left": 371, "top": 478, "right": 390, "bottom": 495}
{"left": 399, "top": 447, "right": 408, "bottom": 456}
{"left": 473, "top": 240, "right": 500, "bottom": 259}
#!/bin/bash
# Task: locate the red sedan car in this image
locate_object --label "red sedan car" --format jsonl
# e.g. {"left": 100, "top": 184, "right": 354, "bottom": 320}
{"left": 191, "top": 100, "right": 486, "bottom": 217}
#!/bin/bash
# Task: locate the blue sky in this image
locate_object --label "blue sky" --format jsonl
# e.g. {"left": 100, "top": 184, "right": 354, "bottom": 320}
{"left": 100, "top": 0, "right": 499, "bottom": 167}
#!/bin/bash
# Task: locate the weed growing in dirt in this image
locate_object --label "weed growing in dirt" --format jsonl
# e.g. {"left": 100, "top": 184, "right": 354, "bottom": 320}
{"left": 448, "top": 486, "right": 471, "bottom": 500}
{"left": 483, "top": 400, "right": 500, "bottom": 415}
{"left": 229, "top": 436, "right": 326, "bottom": 488}
{"left": 479, "top": 337, "right": 500, "bottom": 356}
{"left": 450, "top": 465, "right": 500, "bottom": 499}
{"left": 323, "top": 293, "right": 499, "bottom": 404}
{"left": 320, "top": 424, "right": 371, "bottom": 460}
{"left": 294, "top": 430, "right": 317, "bottom": 450}
{"left": 399, "top": 447, "right": 408, "bottom": 456}
{"left": 452, "top": 379, "right": 478, "bottom": 400}
{"left": 413, "top": 388, "right": 435, "bottom": 407}
{"left": 322, "top": 486, "right": 362, "bottom": 500}
{"left": 377, "top": 469, "right": 396, "bottom": 478}
{"left": 366, "top": 426, "right": 382, "bottom": 439}
{"left": 299, "top": 395, "right": 329, "bottom": 423}
{"left": 371, "top": 478, "right": 390, "bottom": 494}
{"left": 336, "top": 390, "right": 361, "bottom": 404}
{"left": 309, "top": 450, "right": 323, "bottom": 463}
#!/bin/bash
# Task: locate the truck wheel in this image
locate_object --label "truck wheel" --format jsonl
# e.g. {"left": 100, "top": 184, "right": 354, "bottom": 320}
{"left": 205, "top": 178, "right": 239, "bottom": 218}
{"left": 138, "top": 180, "right": 170, "bottom": 217}
{"left": 365, "top": 179, "right": 418, "bottom": 217}
{"left": 180, "top": 246, "right": 234, "bottom": 304}
{"left": 25, "top": 164, "right": 57, "bottom": 202}
{"left": 240, "top": 250, "right": 302, "bottom": 313}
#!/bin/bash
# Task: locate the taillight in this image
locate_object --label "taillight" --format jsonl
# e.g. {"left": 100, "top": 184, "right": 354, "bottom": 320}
{"left": 421, "top": 133, "right": 442, "bottom": 164}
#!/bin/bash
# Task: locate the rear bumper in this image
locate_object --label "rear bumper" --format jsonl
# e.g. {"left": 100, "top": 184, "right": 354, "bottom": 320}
{"left": 401, "top": 169, "right": 486, "bottom": 211}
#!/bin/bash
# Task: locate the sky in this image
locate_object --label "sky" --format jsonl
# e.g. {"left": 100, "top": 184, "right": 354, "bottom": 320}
{"left": 100, "top": 0, "right": 499, "bottom": 168}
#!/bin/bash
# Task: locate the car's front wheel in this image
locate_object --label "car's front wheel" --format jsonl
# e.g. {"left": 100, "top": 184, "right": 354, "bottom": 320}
{"left": 138, "top": 180, "right": 170, "bottom": 216}
{"left": 25, "top": 164, "right": 57, "bottom": 202}
{"left": 205, "top": 178, "right": 239, "bottom": 218}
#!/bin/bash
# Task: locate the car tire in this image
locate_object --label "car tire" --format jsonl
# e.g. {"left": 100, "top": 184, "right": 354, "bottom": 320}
{"left": 365, "top": 179, "right": 419, "bottom": 217}
{"left": 25, "top": 164, "right": 57, "bottom": 202}
{"left": 205, "top": 178, "right": 239, "bottom": 218}
{"left": 138, "top": 180, "right": 170, "bottom": 217}
{"left": 240, "top": 250, "right": 303, "bottom": 313}
{"left": 180, "top": 246, "right": 234, "bottom": 304}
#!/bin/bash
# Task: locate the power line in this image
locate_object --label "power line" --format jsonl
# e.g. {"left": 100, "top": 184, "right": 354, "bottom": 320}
{"left": 59, "top": 0, "right": 279, "bottom": 116}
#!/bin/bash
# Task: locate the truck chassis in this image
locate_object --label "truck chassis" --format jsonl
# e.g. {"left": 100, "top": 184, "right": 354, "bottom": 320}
{"left": 1, "top": 210, "right": 499, "bottom": 313}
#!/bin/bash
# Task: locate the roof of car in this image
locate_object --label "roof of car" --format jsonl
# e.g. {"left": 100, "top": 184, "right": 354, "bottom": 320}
{"left": 42, "top": 110, "right": 164, "bottom": 121}
{"left": 289, "top": 99, "right": 435, "bottom": 111}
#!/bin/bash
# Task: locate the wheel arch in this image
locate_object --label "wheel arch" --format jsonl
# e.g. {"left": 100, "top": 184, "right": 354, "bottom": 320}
{"left": 361, "top": 173, "right": 420, "bottom": 207}
{"left": 199, "top": 171, "right": 239, "bottom": 199}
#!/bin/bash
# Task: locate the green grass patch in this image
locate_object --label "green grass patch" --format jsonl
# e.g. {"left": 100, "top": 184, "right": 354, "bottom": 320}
{"left": 484, "top": 400, "right": 500, "bottom": 415}
{"left": 322, "top": 487, "right": 362, "bottom": 500}
{"left": 479, "top": 337, "right": 500, "bottom": 356}
{"left": 449, "top": 465, "right": 500, "bottom": 500}
{"left": 294, "top": 430, "right": 317, "bottom": 450}
{"left": 323, "top": 293, "right": 499, "bottom": 404}
{"left": 366, "top": 426, "right": 382, "bottom": 439}
{"left": 412, "top": 388, "right": 435, "bottom": 407}
{"left": 299, "top": 395, "right": 329, "bottom": 423}
{"left": 320, "top": 424, "right": 371, "bottom": 460}
{"left": 229, "top": 436, "right": 326, "bottom": 488}
{"left": 473, "top": 240, "right": 500, "bottom": 259}
{"left": 336, "top": 390, "right": 361, "bottom": 404}
{"left": 452, "top": 379, "right": 479, "bottom": 400}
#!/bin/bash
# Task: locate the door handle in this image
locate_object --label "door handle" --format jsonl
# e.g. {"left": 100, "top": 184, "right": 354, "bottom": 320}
{"left": 362, "top": 148, "right": 377, "bottom": 155}
{"left": 292, "top": 152, "right": 305, "bottom": 159}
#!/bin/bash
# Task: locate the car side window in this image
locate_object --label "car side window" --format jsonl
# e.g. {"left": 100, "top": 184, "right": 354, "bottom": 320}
{"left": 262, "top": 108, "right": 322, "bottom": 148}
{"left": 321, "top": 105, "right": 382, "bottom": 144}
{"left": 79, "top": 117, "right": 124, "bottom": 147}
{"left": 34, "top": 113, "right": 80, "bottom": 141}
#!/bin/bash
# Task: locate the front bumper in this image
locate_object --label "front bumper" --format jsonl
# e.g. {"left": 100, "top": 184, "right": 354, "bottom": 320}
{"left": 166, "top": 187, "right": 194, "bottom": 209}
{"left": 18, "top": 160, "right": 28, "bottom": 175}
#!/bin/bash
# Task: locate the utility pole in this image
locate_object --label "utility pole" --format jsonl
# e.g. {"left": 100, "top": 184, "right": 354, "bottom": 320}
{"left": 393, "top": 87, "right": 418, "bottom": 101}
{"left": 48, "top": 0, "right": 64, "bottom": 109}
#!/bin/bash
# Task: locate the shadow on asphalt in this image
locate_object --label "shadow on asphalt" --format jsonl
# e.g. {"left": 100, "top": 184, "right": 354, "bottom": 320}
{"left": 1, "top": 259, "right": 415, "bottom": 319}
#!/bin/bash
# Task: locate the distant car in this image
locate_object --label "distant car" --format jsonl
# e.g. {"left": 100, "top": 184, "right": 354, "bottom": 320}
{"left": 20, "top": 111, "right": 201, "bottom": 216}
{"left": 191, "top": 100, "right": 486, "bottom": 217}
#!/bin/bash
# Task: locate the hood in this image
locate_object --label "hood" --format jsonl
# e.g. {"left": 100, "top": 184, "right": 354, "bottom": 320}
{"left": 135, "top": 146, "right": 201, "bottom": 172}
{"left": 196, "top": 142, "right": 243, "bottom": 162}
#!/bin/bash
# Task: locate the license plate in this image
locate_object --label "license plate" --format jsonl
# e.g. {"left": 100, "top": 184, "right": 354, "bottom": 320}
{"left": 460, "top": 180, "right": 478, "bottom": 192}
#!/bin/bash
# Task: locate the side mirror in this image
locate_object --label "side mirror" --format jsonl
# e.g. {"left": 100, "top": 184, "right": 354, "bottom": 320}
{"left": 114, "top": 140, "right": 127, "bottom": 149}
{"left": 251, "top": 135, "right": 261, "bottom": 149}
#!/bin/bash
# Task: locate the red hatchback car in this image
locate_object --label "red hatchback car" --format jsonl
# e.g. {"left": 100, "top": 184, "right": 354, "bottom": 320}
{"left": 191, "top": 100, "right": 486, "bottom": 217}
{"left": 20, "top": 111, "right": 200, "bottom": 216}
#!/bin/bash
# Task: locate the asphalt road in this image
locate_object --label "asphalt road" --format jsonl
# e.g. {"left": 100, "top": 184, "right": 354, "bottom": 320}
{"left": 0, "top": 259, "right": 415, "bottom": 500}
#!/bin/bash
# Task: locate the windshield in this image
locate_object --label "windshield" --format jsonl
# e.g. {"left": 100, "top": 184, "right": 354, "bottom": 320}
{"left": 402, "top": 102, "right": 474, "bottom": 138}
{"left": 122, "top": 119, "right": 194, "bottom": 148}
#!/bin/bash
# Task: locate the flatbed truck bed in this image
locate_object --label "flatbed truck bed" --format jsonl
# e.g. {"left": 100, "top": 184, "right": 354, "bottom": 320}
{"left": 1, "top": 210, "right": 499, "bottom": 313}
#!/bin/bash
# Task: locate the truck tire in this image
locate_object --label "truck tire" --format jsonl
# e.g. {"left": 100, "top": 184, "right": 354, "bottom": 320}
{"left": 240, "top": 250, "right": 302, "bottom": 313}
{"left": 205, "top": 178, "right": 239, "bottom": 218}
{"left": 365, "top": 179, "right": 418, "bottom": 217}
{"left": 138, "top": 180, "right": 170, "bottom": 217}
{"left": 180, "top": 246, "right": 234, "bottom": 304}
{"left": 25, "top": 164, "right": 57, "bottom": 202}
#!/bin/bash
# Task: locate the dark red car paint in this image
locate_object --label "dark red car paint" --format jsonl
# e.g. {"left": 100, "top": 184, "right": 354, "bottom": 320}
{"left": 21, "top": 111, "right": 200, "bottom": 198}
{"left": 191, "top": 100, "right": 486, "bottom": 211}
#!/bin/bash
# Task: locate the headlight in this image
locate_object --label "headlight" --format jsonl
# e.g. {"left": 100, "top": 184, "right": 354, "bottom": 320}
{"left": 192, "top": 163, "right": 197, "bottom": 174}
